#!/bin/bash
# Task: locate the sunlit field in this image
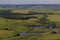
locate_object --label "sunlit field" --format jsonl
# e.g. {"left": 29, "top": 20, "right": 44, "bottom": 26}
{"left": 0, "top": 5, "right": 60, "bottom": 40}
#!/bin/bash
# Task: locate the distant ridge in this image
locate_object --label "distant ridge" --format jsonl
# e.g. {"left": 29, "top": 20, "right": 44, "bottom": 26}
{"left": 0, "top": 4, "right": 60, "bottom": 8}
{"left": 0, "top": 4, "right": 60, "bottom": 6}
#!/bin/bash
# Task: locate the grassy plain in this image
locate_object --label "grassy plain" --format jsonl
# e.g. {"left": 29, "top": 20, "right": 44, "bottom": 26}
{"left": 0, "top": 9, "right": 60, "bottom": 40}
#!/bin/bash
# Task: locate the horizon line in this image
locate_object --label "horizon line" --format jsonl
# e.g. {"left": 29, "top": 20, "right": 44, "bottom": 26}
{"left": 0, "top": 4, "right": 58, "bottom": 5}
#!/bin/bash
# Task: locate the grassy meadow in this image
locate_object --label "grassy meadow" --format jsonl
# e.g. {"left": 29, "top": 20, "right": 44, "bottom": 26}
{"left": 0, "top": 8, "right": 60, "bottom": 40}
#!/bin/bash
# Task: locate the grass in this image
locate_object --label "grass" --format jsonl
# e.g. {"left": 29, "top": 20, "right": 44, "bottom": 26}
{"left": 0, "top": 15, "right": 60, "bottom": 40}
{"left": 48, "top": 15, "right": 60, "bottom": 22}
{"left": 12, "top": 34, "right": 60, "bottom": 40}
{"left": 0, "top": 9, "right": 60, "bottom": 40}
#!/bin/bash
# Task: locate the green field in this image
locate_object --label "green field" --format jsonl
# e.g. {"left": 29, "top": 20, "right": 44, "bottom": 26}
{"left": 0, "top": 8, "right": 60, "bottom": 40}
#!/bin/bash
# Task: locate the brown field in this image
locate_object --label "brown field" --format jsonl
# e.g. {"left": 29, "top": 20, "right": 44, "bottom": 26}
{"left": 11, "top": 10, "right": 31, "bottom": 14}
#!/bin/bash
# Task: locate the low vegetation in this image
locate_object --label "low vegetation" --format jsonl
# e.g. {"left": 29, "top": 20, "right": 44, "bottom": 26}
{"left": 0, "top": 8, "right": 60, "bottom": 40}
